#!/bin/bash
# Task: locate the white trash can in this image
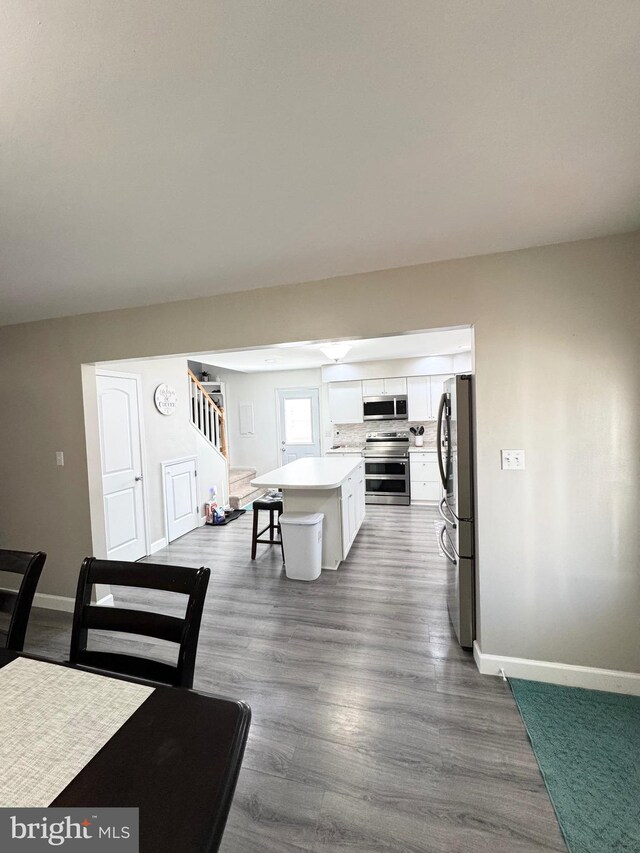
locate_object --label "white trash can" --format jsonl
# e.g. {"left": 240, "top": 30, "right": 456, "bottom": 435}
{"left": 280, "top": 512, "right": 324, "bottom": 581}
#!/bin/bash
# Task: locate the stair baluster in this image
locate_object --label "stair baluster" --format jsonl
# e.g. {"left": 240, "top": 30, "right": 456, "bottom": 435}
{"left": 187, "top": 370, "right": 228, "bottom": 461}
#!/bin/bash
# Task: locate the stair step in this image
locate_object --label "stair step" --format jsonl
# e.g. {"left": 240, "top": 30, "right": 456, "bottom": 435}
{"left": 230, "top": 478, "right": 261, "bottom": 502}
{"left": 229, "top": 475, "right": 254, "bottom": 495}
{"left": 229, "top": 467, "right": 256, "bottom": 487}
{"left": 230, "top": 487, "right": 267, "bottom": 510}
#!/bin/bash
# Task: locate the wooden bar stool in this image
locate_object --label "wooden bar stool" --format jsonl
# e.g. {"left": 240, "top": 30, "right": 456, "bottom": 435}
{"left": 251, "top": 497, "right": 284, "bottom": 561}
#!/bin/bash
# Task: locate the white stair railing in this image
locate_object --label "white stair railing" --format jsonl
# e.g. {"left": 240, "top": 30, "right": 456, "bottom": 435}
{"left": 188, "top": 370, "right": 228, "bottom": 459}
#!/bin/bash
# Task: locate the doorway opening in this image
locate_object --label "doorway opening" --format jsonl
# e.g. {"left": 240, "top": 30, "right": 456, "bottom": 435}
{"left": 82, "top": 325, "right": 474, "bottom": 563}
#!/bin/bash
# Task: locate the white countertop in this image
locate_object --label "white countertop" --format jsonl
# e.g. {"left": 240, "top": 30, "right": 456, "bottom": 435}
{"left": 324, "top": 446, "right": 364, "bottom": 455}
{"left": 252, "top": 456, "right": 362, "bottom": 490}
{"left": 409, "top": 446, "right": 437, "bottom": 453}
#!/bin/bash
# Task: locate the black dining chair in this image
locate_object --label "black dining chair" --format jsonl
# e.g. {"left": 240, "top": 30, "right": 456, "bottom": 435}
{"left": 69, "top": 557, "right": 210, "bottom": 689}
{"left": 0, "top": 549, "right": 47, "bottom": 651}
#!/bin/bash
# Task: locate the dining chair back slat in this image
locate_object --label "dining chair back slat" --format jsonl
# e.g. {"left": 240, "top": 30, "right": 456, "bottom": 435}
{"left": 87, "top": 561, "right": 203, "bottom": 595}
{"left": 0, "top": 549, "right": 47, "bottom": 651}
{"left": 0, "top": 591, "right": 18, "bottom": 615}
{"left": 82, "top": 606, "right": 186, "bottom": 644}
{"left": 70, "top": 557, "right": 210, "bottom": 688}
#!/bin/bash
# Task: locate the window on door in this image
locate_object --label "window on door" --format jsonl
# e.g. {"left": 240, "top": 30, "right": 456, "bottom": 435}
{"left": 277, "top": 388, "right": 321, "bottom": 463}
{"left": 283, "top": 397, "right": 314, "bottom": 445}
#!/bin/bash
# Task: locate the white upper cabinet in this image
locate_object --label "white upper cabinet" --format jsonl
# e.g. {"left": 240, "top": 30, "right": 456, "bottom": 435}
{"left": 407, "top": 374, "right": 454, "bottom": 420}
{"left": 382, "top": 376, "right": 407, "bottom": 395}
{"left": 328, "top": 381, "right": 363, "bottom": 424}
{"left": 362, "top": 378, "right": 385, "bottom": 396}
{"left": 362, "top": 377, "right": 406, "bottom": 396}
{"left": 429, "top": 374, "right": 453, "bottom": 419}
{"left": 407, "top": 376, "right": 431, "bottom": 421}
{"left": 329, "top": 374, "right": 454, "bottom": 424}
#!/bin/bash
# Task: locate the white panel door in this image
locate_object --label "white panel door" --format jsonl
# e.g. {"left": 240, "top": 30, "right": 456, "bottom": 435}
{"left": 97, "top": 373, "right": 147, "bottom": 561}
{"left": 277, "top": 388, "right": 321, "bottom": 463}
{"left": 164, "top": 458, "right": 198, "bottom": 542}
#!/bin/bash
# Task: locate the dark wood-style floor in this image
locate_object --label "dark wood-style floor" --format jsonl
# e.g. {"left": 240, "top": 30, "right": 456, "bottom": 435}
{"left": 23, "top": 505, "right": 565, "bottom": 852}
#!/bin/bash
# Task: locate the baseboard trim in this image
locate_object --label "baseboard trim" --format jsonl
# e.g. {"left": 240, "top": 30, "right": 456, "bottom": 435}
{"left": 473, "top": 642, "right": 640, "bottom": 696}
{"left": 149, "top": 537, "right": 167, "bottom": 554}
{"left": 33, "top": 593, "right": 75, "bottom": 613}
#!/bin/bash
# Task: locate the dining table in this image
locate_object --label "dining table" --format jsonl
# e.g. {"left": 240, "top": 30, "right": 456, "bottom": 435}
{"left": 0, "top": 648, "right": 251, "bottom": 852}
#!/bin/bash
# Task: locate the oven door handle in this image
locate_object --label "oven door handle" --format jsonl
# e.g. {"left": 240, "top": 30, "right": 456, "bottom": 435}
{"left": 438, "top": 498, "right": 456, "bottom": 528}
{"left": 439, "top": 525, "right": 457, "bottom": 565}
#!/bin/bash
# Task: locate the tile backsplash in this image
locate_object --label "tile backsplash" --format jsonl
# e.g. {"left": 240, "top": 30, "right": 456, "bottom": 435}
{"left": 333, "top": 419, "right": 437, "bottom": 448}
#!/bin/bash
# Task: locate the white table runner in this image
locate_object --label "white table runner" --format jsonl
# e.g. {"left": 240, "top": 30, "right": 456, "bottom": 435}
{"left": 0, "top": 657, "right": 154, "bottom": 807}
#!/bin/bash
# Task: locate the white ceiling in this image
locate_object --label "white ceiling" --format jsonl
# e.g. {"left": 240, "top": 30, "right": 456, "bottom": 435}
{"left": 197, "top": 327, "right": 472, "bottom": 372}
{"left": 2, "top": 2, "right": 640, "bottom": 326}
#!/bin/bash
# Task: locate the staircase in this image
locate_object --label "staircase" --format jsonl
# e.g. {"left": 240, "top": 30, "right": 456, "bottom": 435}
{"left": 229, "top": 467, "right": 266, "bottom": 510}
{"left": 188, "top": 369, "right": 230, "bottom": 504}
{"left": 188, "top": 369, "right": 266, "bottom": 510}
{"left": 188, "top": 369, "right": 227, "bottom": 456}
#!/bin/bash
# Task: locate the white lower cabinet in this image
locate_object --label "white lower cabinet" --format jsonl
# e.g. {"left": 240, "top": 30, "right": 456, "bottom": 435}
{"left": 355, "top": 462, "right": 366, "bottom": 527}
{"left": 411, "top": 480, "right": 442, "bottom": 502}
{"left": 341, "top": 461, "right": 366, "bottom": 558}
{"left": 410, "top": 459, "right": 439, "bottom": 481}
{"left": 409, "top": 451, "right": 443, "bottom": 504}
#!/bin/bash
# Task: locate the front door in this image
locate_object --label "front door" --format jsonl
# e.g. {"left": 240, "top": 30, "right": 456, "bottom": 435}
{"left": 277, "top": 388, "right": 321, "bottom": 464}
{"left": 96, "top": 372, "right": 147, "bottom": 561}
{"left": 164, "top": 458, "right": 199, "bottom": 542}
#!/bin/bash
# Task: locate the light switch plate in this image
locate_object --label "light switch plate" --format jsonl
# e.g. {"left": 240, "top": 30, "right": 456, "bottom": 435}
{"left": 501, "top": 449, "right": 525, "bottom": 470}
{"left": 56, "top": 451, "right": 64, "bottom": 466}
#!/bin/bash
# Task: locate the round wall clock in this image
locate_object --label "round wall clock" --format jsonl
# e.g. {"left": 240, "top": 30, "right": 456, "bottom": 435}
{"left": 154, "top": 384, "right": 178, "bottom": 416}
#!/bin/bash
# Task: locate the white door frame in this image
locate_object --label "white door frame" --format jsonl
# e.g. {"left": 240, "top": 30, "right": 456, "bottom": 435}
{"left": 161, "top": 455, "right": 200, "bottom": 543}
{"left": 94, "top": 368, "right": 151, "bottom": 559}
{"left": 275, "top": 386, "right": 323, "bottom": 464}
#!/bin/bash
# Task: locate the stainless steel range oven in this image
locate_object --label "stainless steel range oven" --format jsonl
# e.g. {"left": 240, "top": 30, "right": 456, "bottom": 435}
{"left": 364, "top": 432, "right": 410, "bottom": 505}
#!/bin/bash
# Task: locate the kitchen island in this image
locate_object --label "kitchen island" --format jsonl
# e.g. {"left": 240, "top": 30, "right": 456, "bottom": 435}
{"left": 252, "top": 457, "right": 365, "bottom": 569}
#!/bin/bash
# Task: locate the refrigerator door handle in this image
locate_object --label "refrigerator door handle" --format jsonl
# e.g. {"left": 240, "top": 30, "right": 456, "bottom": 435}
{"left": 438, "top": 498, "right": 457, "bottom": 528}
{"left": 436, "top": 393, "right": 448, "bottom": 488}
{"left": 439, "top": 525, "right": 457, "bottom": 565}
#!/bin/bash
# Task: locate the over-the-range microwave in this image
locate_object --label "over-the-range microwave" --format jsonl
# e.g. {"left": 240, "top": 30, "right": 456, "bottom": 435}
{"left": 363, "top": 395, "right": 408, "bottom": 421}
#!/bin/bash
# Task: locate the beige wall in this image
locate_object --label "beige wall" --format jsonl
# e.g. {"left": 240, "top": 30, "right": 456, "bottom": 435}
{"left": 1, "top": 231, "right": 638, "bottom": 672}
{"left": 98, "top": 357, "right": 229, "bottom": 545}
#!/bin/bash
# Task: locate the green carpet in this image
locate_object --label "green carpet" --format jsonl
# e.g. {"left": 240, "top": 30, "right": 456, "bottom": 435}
{"left": 510, "top": 679, "right": 640, "bottom": 853}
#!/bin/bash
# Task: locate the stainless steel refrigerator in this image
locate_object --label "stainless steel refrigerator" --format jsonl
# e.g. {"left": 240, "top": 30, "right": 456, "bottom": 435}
{"left": 437, "top": 375, "right": 475, "bottom": 649}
